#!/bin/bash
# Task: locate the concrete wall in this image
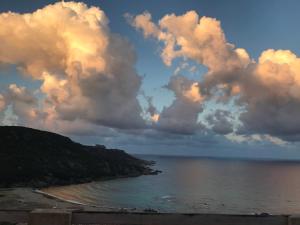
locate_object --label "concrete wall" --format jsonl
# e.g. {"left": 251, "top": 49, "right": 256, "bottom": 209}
{"left": 0, "top": 210, "right": 299, "bottom": 225}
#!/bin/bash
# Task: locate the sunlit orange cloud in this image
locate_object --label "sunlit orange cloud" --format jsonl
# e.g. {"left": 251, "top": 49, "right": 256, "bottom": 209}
{"left": 131, "top": 10, "right": 300, "bottom": 141}
{"left": 0, "top": 1, "right": 145, "bottom": 133}
{"left": 183, "top": 82, "right": 203, "bottom": 103}
{"left": 0, "top": 94, "right": 6, "bottom": 112}
{"left": 151, "top": 113, "right": 160, "bottom": 123}
{"left": 1, "top": 2, "right": 300, "bottom": 143}
{"left": 130, "top": 10, "right": 250, "bottom": 71}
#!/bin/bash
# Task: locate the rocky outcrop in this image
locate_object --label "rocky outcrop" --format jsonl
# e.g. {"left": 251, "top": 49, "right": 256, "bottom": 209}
{"left": 0, "top": 126, "right": 159, "bottom": 188}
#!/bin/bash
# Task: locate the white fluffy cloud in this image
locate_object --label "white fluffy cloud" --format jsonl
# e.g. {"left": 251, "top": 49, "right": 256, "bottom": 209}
{"left": 130, "top": 11, "right": 250, "bottom": 71}
{"left": 131, "top": 10, "right": 300, "bottom": 141}
{"left": 237, "top": 49, "right": 300, "bottom": 140}
{"left": 2, "top": 3, "right": 300, "bottom": 145}
{"left": 0, "top": 1, "right": 145, "bottom": 132}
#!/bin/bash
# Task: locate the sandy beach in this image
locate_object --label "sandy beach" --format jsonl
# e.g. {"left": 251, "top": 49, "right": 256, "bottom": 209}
{"left": 0, "top": 187, "right": 139, "bottom": 213}
{"left": 0, "top": 188, "right": 93, "bottom": 211}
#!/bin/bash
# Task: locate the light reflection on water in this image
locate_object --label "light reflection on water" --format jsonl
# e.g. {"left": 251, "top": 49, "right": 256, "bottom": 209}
{"left": 43, "top": 155, "right": 300, "bottom": 214}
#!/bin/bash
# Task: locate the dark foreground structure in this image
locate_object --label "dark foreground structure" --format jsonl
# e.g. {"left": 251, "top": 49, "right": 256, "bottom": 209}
{"left": 0, "top": 209, "right": 299, "bottom": 225}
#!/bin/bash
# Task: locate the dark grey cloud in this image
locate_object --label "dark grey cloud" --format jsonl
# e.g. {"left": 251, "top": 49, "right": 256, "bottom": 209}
{"left": 206, "top": 109, "right": 234, "bottom": 135}
{"left": 155, "top": 75, "right": 205, "bottom": 135}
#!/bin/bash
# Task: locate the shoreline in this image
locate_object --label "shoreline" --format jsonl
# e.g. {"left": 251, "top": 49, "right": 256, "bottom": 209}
{"left": 33, "top": 189, "right": 91, "bottom": 207}
{"left": 33, "top": 189, "right": 131, "bottom": 211}
{"left": 0, "top": 187, "right": 86, "bottom": 211}
{"left": 0, "top": 187, "right": 278, "bottom": 215}
{"left": 0, "top": 187, "right": 155, "bottom": 212}
{"left": 0, "top": 184, "right": 151, "bottom": 212}
{"left": 0, "top": 168, "right": 161, "bottom": 212}
{"left": 0, "top": 187, "right": 113, "bottom": 211}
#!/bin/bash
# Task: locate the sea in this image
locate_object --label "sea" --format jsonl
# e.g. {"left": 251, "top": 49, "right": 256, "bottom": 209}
{"left": 42, "top": 155, "right": 300, "bottom": 214}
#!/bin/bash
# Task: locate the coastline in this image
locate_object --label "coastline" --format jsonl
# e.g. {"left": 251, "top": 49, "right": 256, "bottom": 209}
{"left": 0, "top": 126, "right": 159, "bottom": 189}
{"left": 0, "top": 187, "right": 119, "bottom": 212}
{"left": 33, "top": 189, "right": 130, "bottom": 211}
{"left": 0, "top": 174, "right": 158, "bottom": 213}
{"left": 0, "top": 187, "right": 152, "bottom": 212}
{"left": 0, "top": 161, "right": 161, "bottom": 212}
{"left": 0, "top": 187, "right": 88, "bottom": 211}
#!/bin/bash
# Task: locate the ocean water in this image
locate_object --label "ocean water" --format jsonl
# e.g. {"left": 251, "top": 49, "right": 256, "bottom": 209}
{"left": 42, "top": 155, "right": 300, "bottom": 214}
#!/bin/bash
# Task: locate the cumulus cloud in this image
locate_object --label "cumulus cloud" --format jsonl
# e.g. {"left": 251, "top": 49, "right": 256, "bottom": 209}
{"left": 130, "top": 10, "right": 250, "bottom": 98}
{"left": 130, "top": 11, "right": 250, "bottom": 70}
{"left": 237, "top": 50, "right": 300, "bottom": 140}
{"left": 129, "top": 10, "right": 250, "bottom": 135}
{"left": 155, "top": 75, "right": 205, "bottom": 134}
{"left": 131, "top": 10, "right": 300, "bottom": 142}
{"left": 2, "top": 3, "right": 300, "bottom": 146}
{"left": 4, "top": 84, "right": 41, "bottom": 125}
{"left": 0, "top": 1, "right": 144, "bottom": 132}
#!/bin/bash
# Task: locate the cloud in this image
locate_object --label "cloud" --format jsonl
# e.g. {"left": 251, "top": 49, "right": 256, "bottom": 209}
{"left": 143, "top": 95, "right": 160, "bottom": 123}
{"left": 0, "top": 1, "right": 144, "bottom": 132}
{"left": 226, "top": 133, "right": 287, "bottom": 146}
{"left": 155, "top": 75, "right": 205, "bottom": 134}
{"left": 131, "top": 10, "right": 300, "bottom": 142}
{"left": 0, "top": 94, "right": 6, "bottom": 124}
{"left": 174, "top": 62, "right": 189, "bottom": 75}
{"left": 3, "top": 84, "right": 41, "bottom": 125}
{"left": 129, "top": 10, "right": 250, "bottom": 136}
{"left": 130, "top": 11, "right": 250, "bottom": 98}
{"left": 231, "top": 50, "right": 300, "bottom": 139}
{"left": 126, "top": 12, "right": 160, "bottom": 38}
{"left": 0, "top": 94, "right": 5, "bottom": 112}
{"left": 130, "top": 11, "right": 250, "bottom": 70}
{"left": 1, "top": 2, "right": 300, "bottom": 149}
{"left": 206, "top": 109, "right": 234, "bottom": 135}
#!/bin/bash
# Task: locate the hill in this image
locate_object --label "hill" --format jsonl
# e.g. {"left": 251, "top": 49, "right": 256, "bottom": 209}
{"left": 0, "top": 126, "right": 158, "bottom": 188}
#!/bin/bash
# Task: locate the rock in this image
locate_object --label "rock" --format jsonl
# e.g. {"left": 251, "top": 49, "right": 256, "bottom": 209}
{"left": 143, "top": 208, "right": 158, "bottom": 213}
{"left": 148, "top": 170, "right": 162, "bottom": 175}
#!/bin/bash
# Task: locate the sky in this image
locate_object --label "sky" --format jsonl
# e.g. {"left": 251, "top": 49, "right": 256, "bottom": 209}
{"left": 1, "top": 0, "right": 300, "bottom": 159}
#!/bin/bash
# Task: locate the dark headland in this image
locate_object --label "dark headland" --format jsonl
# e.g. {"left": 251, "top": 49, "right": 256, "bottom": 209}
{"left": 0, "top": 126, "right": 160, "bottom": 188}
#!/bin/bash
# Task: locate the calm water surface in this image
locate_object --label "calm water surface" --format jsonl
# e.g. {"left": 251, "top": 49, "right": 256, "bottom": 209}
{"left": 43, "top": 155, "right": 300, "bottom": 214}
